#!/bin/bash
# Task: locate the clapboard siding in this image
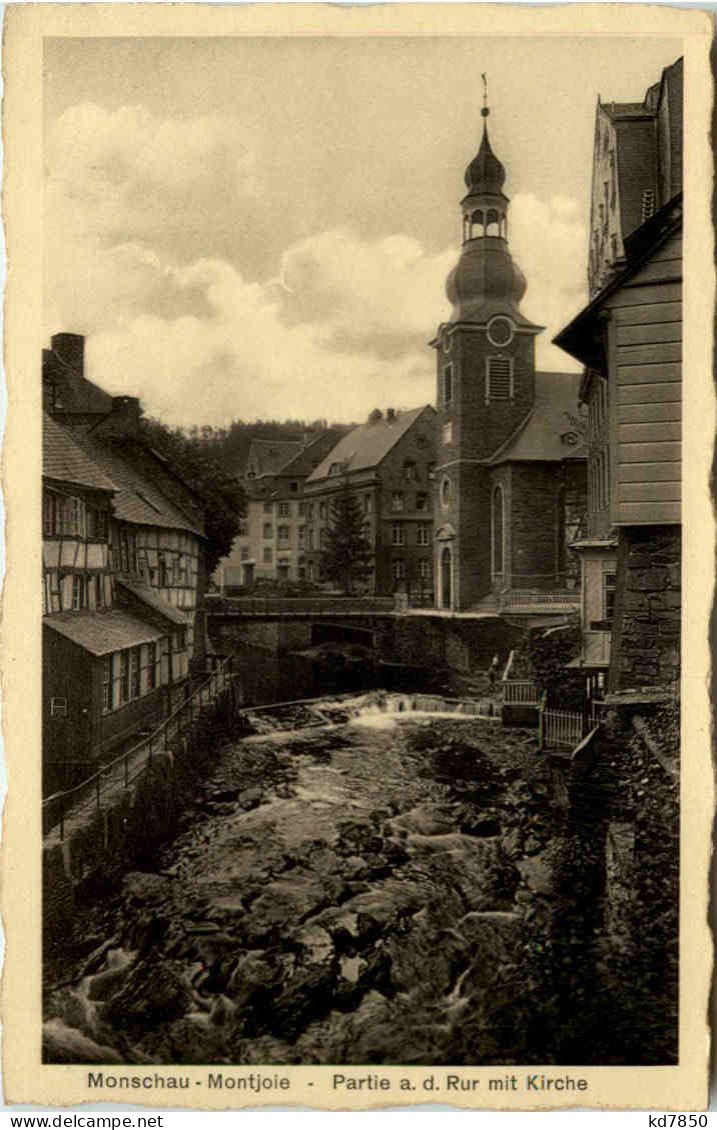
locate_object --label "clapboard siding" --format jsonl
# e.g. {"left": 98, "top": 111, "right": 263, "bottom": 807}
{"left": 618, "top": 381, "right": 681, "bottom": 405}
{"left": 619, "top": 481, "right": 681, "bottom": 503}
{"left": 617, "top": 342, "right": 681, "bottom": 365}
{"left": 619, "top": 441, "right": 681, "bottom": 464}
{"left": 613, "top": 302, "right": 681, "bottom": 326}
{"left": 617, "top": 322, "right": 681, "bottom": 346}
{"left": 621, "top": 257, "right": 681, "bottom": 286}
{"left": 606, "top": 282, "right": 681, "bottom": 309}
{"left": 619, "top": 462, "right": 680, "bottom": 483}
{"left": 618, "top": 422, "right": 681, "bottom": 444}
{"left": 619, "top": 501, "right": 681, "bottom": 524}
{"left": 618, "top": 401, "right": 681, "bottom": 425}
{"left": 616, "top": 362, "right": 681, "bottom": 386}
{"left": 651, "top": 235, "right": 682, "bottom": 261}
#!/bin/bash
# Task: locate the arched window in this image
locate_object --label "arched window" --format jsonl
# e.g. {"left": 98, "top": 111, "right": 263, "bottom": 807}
{"left": 486, "top": 208, "right": 500, "bottom": 237}
{"left": 492, "top": 486, "right": 504, "bottom": 577}
{"left": 470, "top": 210, "right": 484, "bottom": 239}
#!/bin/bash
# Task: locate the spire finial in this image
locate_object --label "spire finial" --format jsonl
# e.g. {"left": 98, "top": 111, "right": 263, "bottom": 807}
{"left": 481, "top": 73, "right": 489, "bottom": 119}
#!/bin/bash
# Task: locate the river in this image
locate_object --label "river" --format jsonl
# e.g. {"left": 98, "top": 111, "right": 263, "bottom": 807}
{"left": 44, "top": 694, "right": 568, "bottom": 1066}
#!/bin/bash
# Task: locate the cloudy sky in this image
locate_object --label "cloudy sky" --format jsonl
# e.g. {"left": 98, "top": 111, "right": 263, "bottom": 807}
{"left": 44, "top": 35, "right": 681, "bottom": 427}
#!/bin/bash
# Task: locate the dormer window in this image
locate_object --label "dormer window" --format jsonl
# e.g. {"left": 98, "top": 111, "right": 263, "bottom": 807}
{"left": 486, "top": 356, "right": 513, "bottom": 402}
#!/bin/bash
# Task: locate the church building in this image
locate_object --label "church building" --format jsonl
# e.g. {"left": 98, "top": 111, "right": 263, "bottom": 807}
{"left": 432, "top": 99, "right": 586, "bottom": 613}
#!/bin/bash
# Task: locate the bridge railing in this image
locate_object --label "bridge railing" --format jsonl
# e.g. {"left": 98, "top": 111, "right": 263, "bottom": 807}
{"left": 206, "top": 595, "right": 395, "bottom": 615}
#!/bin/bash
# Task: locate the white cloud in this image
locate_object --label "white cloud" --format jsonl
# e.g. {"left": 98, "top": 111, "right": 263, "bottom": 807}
{"left": 46, "top": 103, "right": 586, "bottom": 425}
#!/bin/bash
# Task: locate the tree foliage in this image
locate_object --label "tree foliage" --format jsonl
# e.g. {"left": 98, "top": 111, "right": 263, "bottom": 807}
{"left": 140, "top": 416, "right": 246, "bottom": 574}
{"left": 320, "top": 479, "right": 374, "bottom": 595}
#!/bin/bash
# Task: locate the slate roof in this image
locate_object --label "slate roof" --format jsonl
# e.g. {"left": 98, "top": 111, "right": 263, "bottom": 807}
{"left": 70, "top": 430, "right": 204, "bottom": 538}
{"left": 275, "top": 429, "right": 345, "bottom": 480}
{"left": 116, "top": 580, "right": 190, "bottom": 626}
{"left": 308, "top": 406, "right": 434, "bottom": 483}
{"left": 43, "top": 414, "right": 116, "bottom": 493}
{"left": 44, "top": 609, "right": 165, "bottom": 656}
{"left": 486, "top": 372, "right": 585, "bottom": 464}
{"left": 246, "top": 438, "right": 304, "bottom": 478}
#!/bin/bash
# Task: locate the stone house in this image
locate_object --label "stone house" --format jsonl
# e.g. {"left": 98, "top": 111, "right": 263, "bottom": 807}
{"left": 555, "top": 57, "right": 682, "bottom": 700}
{"left": 303, "top": 405, "right": 437, "bottom": 596}
{"left": 218, "top": 430, "right": 344, "bottom": 589}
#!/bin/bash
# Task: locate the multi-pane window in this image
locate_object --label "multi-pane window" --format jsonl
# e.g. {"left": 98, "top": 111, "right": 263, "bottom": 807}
{"left": 391, "top": 492, "right": 404, "bottom": 512}
{"left": 87, "top": 508, "right": 108, "bottom": 541}
{"left": 263, "top": 523, "right": 273, "bottom": 539}
{"left": 418, "top": 524, "right": 431, "bottom": 546}
{"left": 43, "top": 491, "right": 58, "bottom": 536}
{"left": 443, "top": 364, "right": 453, "bottom": 406}
{"left": 102, "top": 655, "right": 113, "bottom": 713}
{"left": 263, "top": 501, "right": 273, "bottom": 514}
{"left": 486, "top": 356, "right": 513, "bottom": 401}
{"left": 240, "top": 546, "right": 250, "bottom": 561}
{"left": 298, "top": 526, "right": 305, "bottom": 547}
{"left": 278, "top": 502, "right": 290, "bottom": 517}
{"left": 307, "top": 529, "right": 315, "bottom": 550}
{"left": 603, "top": 573, "right": 617, "bottom": 622}
{"left": 278, "top": 525, "right": 289, "bottom": 545}
{"left": 404, "top": 461, "right": 417, "bottom": 482}
{"left": 238, "top": 519, "right": 248, "bottom": 536}
{"left": 393, "top": 559, "right": 406, "bottom": 581}
{"left": 263, "top": 547, "right": 273, "bottom": 563}
{"left": 419, "top": 558, "right": 431, "bottom": 581}
{"left": 130, "top": 647, "right": 141, "bottom": 699}
{"left": 119, "top": 651, "right": 130, "bottom": 704}
{"left": 392, "top": 523, "right": 405, "bottom": 546}
{"left": 146, "top": 642, "right": 158, "bottom": 691}
{"left": 72, "top": 575, "right": 86, "bottom": 610}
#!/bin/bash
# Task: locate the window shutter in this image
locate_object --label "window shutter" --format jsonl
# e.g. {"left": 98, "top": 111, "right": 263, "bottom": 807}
{"left": 487, "top": 356, "right": 513, "bottom": 401}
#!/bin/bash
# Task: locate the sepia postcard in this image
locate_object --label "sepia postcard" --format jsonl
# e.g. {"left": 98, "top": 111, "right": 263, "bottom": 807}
{"left": 1, "top": 2, "right": 714, "bottom": 1111}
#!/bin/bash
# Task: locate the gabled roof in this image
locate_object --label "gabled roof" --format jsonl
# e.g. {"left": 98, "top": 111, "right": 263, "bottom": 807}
{"left": 275, "top": 429, "right": 346, "bottom": 479}
{"left": 43, "top": 414, "right": 117, "bottom": 494}
{"left": 70, "top": 430, "right": 205, "bottom": 538}
{"left": 486, "top": 372, "right": 585, "bottom": 465}
{"left": 246, "top": 438, "right": 304, "bottom": 479}
{"left": 307, "top": 406, "right": 435, "bottom": 483}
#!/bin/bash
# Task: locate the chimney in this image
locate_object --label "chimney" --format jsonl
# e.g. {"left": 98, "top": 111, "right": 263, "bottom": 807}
{"left": 51, "top": 333, "right": 85, "bottom": 380}
{"left": 368, "top": 408, "right": 383, "bottom": 425}
{"left": 386, "top": 407, "right": 396, "bottom": 422}
{"left": 108, "top": 395, "right": 141, "bottom": 438}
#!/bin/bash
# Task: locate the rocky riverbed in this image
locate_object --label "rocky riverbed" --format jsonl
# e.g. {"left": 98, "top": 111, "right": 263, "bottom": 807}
{"left": 44, "top": 697, "right": 570, "bottom": 1066}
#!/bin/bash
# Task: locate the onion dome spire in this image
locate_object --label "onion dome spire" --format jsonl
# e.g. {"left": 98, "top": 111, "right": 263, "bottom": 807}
{"left": 464, "top": 75, "right": 506, "bottom": 195}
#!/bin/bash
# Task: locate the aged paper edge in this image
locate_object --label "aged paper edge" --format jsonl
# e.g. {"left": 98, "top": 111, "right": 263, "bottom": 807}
{"left": 1, "top": 1, "right": 713, "bottom": 1111}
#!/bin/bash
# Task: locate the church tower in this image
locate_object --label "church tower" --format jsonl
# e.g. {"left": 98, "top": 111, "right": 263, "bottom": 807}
{"left": 433, "top": 87, "right": 543, "bottom": 610}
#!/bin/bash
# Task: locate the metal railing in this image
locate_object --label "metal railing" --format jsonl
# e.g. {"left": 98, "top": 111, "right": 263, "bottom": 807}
{"left": 503, "top": 680, "right": 541, "bottom": 705}
{"left": 42, "top": 657, "right": 234, "bottom": 841}
{"left": 538, "top": 697, "right": 599, "bottom": 753}
{"left": 499, "top": 589, "right": 581, "bottom": 611}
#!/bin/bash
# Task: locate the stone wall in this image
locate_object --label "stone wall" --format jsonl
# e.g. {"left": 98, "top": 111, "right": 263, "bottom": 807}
{"left": 609, "top": 526, "right": 681, "bottom": 692}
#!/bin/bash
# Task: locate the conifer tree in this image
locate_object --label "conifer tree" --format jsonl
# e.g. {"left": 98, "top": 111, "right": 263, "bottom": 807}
{"left": 320, "top": 478, "right": 373, "bottom": 594}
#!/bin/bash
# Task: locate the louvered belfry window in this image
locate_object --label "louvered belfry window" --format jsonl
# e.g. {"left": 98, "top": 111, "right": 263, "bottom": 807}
{"left": 486, "top": 356, "right": 513, "bottom": 402}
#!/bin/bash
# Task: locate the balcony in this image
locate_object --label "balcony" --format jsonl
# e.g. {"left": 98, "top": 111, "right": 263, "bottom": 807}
{"left": 498, "top": 589, "right": 581, "bottom": 614}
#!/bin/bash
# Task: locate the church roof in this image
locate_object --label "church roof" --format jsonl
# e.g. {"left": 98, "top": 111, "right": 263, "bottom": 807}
{"left": 308, "top": 405, "right": 434, "bottom": 483}
{"left": 464, "top": 124, "right": 506, "bottom": 196}
{"left": 486, "top": 371, "right": 585, "bottom": 465}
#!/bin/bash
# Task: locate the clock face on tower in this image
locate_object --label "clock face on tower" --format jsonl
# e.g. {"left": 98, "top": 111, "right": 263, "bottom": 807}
{"left": 487, "top": 315, "right": 514, "bottom": 348}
